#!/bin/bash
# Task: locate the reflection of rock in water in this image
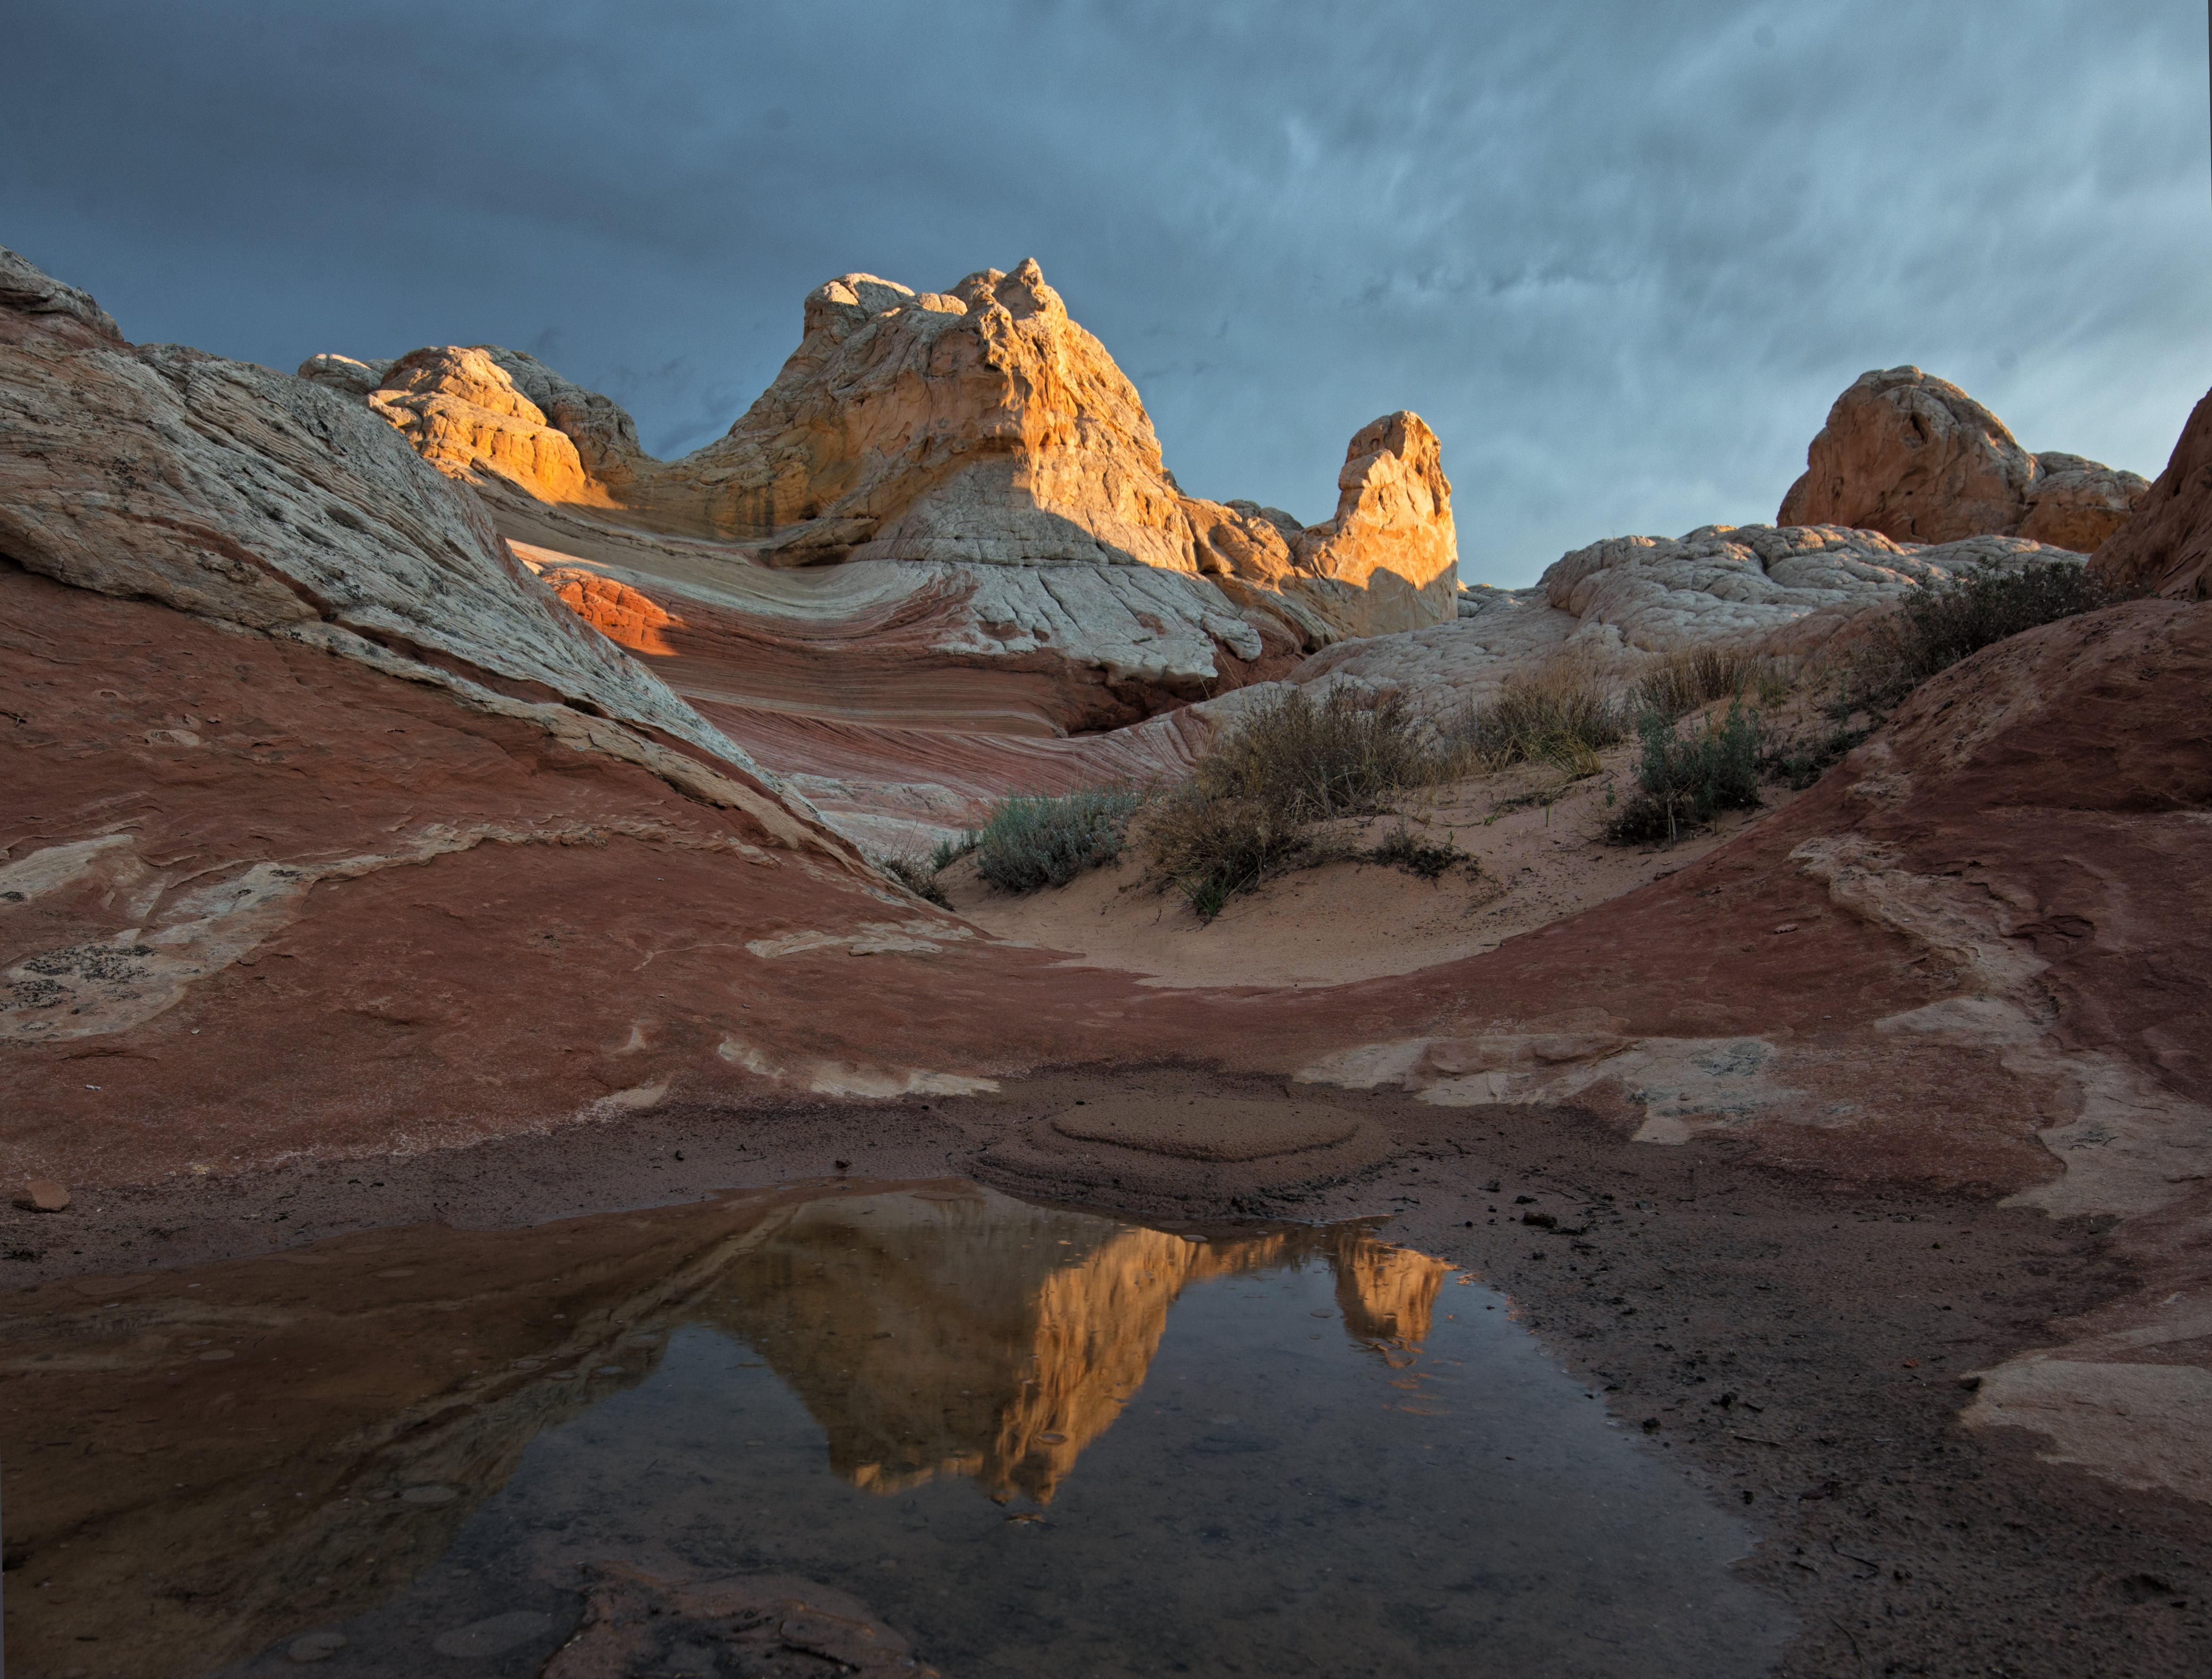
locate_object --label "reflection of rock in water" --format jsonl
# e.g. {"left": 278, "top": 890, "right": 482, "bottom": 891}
{"left": 1331, "top": 1234, "right": 1448, "bottom": 1346}
{"left": 714, "top": 1191, "right": 1449, "bottom": 1503}
{"left": 0, "top": 1179, "right": 1449, "bottom": 1675}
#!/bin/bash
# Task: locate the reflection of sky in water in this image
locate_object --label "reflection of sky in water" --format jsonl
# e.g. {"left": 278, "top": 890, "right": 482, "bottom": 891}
{"left": 6, "top": 1183, "right": 1791, "bottom": 1677}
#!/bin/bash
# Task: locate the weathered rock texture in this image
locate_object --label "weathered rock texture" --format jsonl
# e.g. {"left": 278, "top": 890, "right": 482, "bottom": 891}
{"left": 1294, "top": 521, "right": 2074, "bottom": 718}
{"left": 310, "top": 260, "right": 1460, "bottom": 659}
{"left": 2091, "top": 385, "right": 2212, "bottom": 600}
{"left": 1779, "top": 366, "right": 2148, "bottom": 552}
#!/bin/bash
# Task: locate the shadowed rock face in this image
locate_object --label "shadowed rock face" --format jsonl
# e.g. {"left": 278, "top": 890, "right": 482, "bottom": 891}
{"left": 310, "top": 259, "right": 1460, "bottom": 657}
{"left": 2091, "top": 384, "right": 2212, "bottom": 600}
{"left": 1778, "top": 366, "right": 2148, "bottom": 551}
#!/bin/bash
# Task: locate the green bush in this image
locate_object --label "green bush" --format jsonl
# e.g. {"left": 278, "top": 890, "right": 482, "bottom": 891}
{"left": 1368, "top": 821, "right": 1466, "bottom": 881}
{"left": 1850, "top": 562, "right": 2133, "bottom": 711}
{"left": 928, "top": 832, "right": 978, "bottom": 873}
{"left": 1606, "top": 701, "right": 1762, "bottom": 844}
{"left": 974, "top": 786, "right": 1145, "bottom": 892}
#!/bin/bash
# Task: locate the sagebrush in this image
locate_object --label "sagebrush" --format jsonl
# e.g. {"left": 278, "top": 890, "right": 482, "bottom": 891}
{"left": 974, "top": 786, "right": 1145, "bottom": 892}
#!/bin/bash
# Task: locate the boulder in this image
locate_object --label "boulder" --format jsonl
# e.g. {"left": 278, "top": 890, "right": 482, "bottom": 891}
{"left": 2091, "top": 385, "right": 2212, "bottom": 600}
{"left": 307, "top": 260, "right": 1458, "bottom": 652}
{"left": 1778, "top": 366, "right": 2147, "bottom": 552}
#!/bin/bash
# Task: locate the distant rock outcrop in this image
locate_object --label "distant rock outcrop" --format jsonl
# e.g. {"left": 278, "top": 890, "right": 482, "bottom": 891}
{"left": 1292, "top": 521, "right": 2073, "bottom": 716}
{"left": 1778, "top": 366, "right": 2148, "bottom": 552}
{"left": 307, "top": 260, "right": 1459, "bottom": 651}
{"left": 2091, "top": 385, "right": 2212, "bottom": 600}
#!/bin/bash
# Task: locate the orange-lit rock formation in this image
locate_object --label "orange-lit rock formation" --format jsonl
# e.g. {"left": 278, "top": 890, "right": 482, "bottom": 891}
{"left": 1778, "top": 366, "right": 2148, "bottom": 551}
{"left": 309, "top": 260, "right": 1460, "bottom": 672}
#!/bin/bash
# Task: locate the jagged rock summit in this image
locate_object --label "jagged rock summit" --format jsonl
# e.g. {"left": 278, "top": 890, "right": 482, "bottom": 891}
{"left": 1778, "top": 365, "right": 2148, "bottom": 552}
{"left": 306, "top": 259, "right": 1460, "bottom": 645}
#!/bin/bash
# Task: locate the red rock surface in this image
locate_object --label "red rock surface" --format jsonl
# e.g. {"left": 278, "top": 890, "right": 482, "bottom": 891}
{"left": 2092, "top": 386, "right": 2212, "bottom": 600}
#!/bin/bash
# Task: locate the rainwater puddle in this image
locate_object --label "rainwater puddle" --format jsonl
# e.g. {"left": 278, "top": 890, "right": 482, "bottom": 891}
{"left": 1, "top": 1179, "right": 1790, "bottom": 1677}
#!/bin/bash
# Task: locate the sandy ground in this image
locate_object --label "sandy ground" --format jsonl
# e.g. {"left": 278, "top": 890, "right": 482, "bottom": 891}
{"left": 7, "top": 1067, "right": 2205, "bottom": 1679}
{"left": 943, "top": 746, "right": 1800, "bottom": 988}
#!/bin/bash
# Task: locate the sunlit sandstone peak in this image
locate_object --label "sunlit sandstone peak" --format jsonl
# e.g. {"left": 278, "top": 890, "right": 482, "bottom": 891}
{"left": 305, "top": 259, "right": 1461, "bottom": 644}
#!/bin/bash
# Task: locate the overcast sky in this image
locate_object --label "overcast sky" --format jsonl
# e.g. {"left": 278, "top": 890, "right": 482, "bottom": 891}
{"left": 5, "top": 0, "right": 2207, "bottom": 584}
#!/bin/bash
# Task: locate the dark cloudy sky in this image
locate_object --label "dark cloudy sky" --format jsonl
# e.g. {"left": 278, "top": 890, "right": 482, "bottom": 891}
{"left": 5, "top": 0, "right": 2206, "bottom": 584}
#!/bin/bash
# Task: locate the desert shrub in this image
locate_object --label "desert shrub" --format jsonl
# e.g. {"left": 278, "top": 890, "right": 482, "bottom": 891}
{"left": 1849, "top": 562, "right": 2133, "bottom": 711}
{"left": 974, "top": 786, "right": 1145, "bottom": 892}
{"left": 1632, "top": 646, "right": 1763, "bottom": 722}
{"left": 1368, "top": 821, "right": 1466, "bottom": 881}
{"left": 1452, "top": 668, "right": 1623, "bottom": 771}
{"left": 1761, "top": 685, "right": 1874, "bottom": 791}
{"left": 872, "top": 853, "right": 952, "bottom": 909}
{"left": 1606, "top": 701, "right": 1762, "bottom": 844}
{"left": 1145, "top": 792, "right": 1309, "bottom": 920}
{"left": 1190, "top": 684, "right": 1443, "bottom": 819}
{"left": 1140, "top": 685, "right": 1448, "bottom": 917}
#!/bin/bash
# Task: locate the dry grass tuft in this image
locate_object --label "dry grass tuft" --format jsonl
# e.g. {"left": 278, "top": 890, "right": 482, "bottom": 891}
{"left": 873, "top": 853, "right": 954, "bottom": 908}
{"left": 1630, "top": 646, "right": 1779, "bottom": 721}
{"left": 1450, "top": 660, "right": 1625, "bottom": 771}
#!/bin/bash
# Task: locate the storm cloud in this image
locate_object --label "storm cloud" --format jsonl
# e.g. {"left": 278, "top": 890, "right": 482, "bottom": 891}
{"left": 4, "top": 0, "right": 2205, "bottom": 582}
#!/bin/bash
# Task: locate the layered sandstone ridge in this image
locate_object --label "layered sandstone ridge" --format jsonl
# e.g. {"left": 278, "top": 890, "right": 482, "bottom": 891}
{"left": 306, "top": 259, "right": 1460, "bottom": 661}
{"left": 1779, "top": 366, "right": 2148, "bottom": 552}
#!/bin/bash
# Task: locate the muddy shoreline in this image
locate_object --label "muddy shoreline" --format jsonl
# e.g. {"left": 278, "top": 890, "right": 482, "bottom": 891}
{"left": 7, "top": 1069, "right": 2207, "bottom": 1679}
